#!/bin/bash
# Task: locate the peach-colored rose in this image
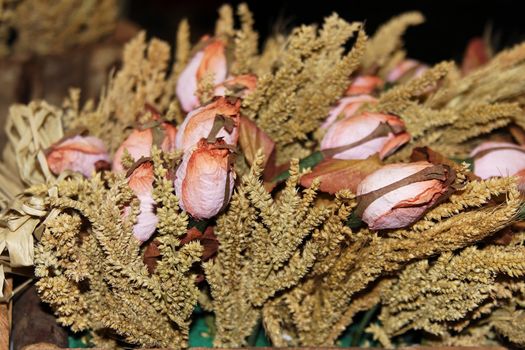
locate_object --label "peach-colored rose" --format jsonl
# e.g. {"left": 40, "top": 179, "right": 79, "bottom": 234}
{"left": 356, "top": 162, "right": 455, "bottom": 230}
{"left": 214, "top": 74, "right": 257, "bottom": 98}
{"left": 127, "top": 161, "right": 157, "bottom": 242}
{"left": 176, "top": 38, "right": 228, "bottom": 112}
{"left": 386, "top": 59, "right": 428, "bottom": 83}
{"left": 321, "top": 95, "right": 377, "bottom": 129}
{"left": 175, "top": 96, "right": 241, "bottom": 152}
{"left": 46, "top": 135, "right": 110, "bottom": 177}
{"left": 174, "top": 139, "right": 234, "bottom": 220}
{"left": 470, "top": 141, "right": 525, "bottom": 179}
{"left": 112, "top": 122, "right": 177, "bottom": 173}
{"left": 345, "top": 75, "right": 384, "bottom": 96}
{"left": 321, "top": 112, "right": 410, "bottom": 160}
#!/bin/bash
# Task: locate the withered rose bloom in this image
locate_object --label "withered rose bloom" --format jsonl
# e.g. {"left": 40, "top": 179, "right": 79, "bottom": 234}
{"left": 386, "top": 59, "right": 428, "bottom": 83}
{"left": 175, "top": 96, "right": 241, "bottom": 152}
{"left": 46, "top": 135, "right": 110, "bottom": 177}
{"left": 345, "top": 75, "right": 383, "bottom": 96}
{"left": 112, "top": 122, "right": 177, "bottom": 173}
{"left": 127, "top": 161, "right": 158, "bottom": 242}
{"left": 214, "top": 74, "right": 257, "bottom": 98}
{"left": 356, "top": 161, "right": 456, "bottom": 230}
{"left": 176, "top": 38, "right": 228, "bottom": 112}
{"left": 174, "top": 139, "right": 235, "bottom": 220}
{"left": 470, "top": 141, "right": 525, "bottom": 180}
{"left": 321, "top": 112, "right": 410, "bottom": 160}
{"left": 321, "top": 94, "right": 377, "bottom": 129}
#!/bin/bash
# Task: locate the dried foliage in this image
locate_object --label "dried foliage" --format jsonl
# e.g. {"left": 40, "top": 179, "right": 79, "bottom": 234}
{"left": 0, "top": 0, "right": 118, "bottom": 58}
{"left": 204, "top": 152, "right": 355, "bottom": 347}
{"left": 242, "top": 16, "right": 365, "bottom": 162}
{"left": 362, "top": 11, "right": 425, "bottom": 74}
{"left": 373, "top": 241, "right": 525, "bottom": 347}
{"left": 262, "top": 174, "right": 522, "bottom": 346}
{"left": 33, "top": 148, "right": 202, "bottom": 348}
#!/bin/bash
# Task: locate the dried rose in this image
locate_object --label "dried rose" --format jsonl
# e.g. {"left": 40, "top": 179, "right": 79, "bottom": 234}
{"left": 321, "top": 95, "right": 377, "bottom": 129}
{"left": 112, "top": 122, "right": 177, "bottom": 173}
{"left": 386, "top": 59, "right": 428, "bottom": 83}
{"left": 320, "top": 112, "right": 410, "bottom": 160}
{"left": 345, "top": 75, "right": 383, "bottom": 96}
{"left": 46, "top": 135, "right": 110, "bottom": 177}
{"left": 175, "top": 96, "right": 241, "bottom": 152}
{"left": 470, "top": 141, "right": 525, "bottom": 179}
{"left": 356, "top": 162, "right": 456, "bottom": 230}
{"left": 214, "top": 74, "right": 257, "bottom": 98}
{"left": 127, "top": 160, "right": 158, "bottom": 242}
{"left": 176, "top": 38, "right": 227, "bottom": 111}
{"left": 174, "top": 139, "right": 235, "bottom": 220}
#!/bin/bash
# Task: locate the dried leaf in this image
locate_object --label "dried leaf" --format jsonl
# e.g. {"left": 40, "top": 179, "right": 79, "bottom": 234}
{"left": 300, "top": 156, "right": 382, "bottom": 194}
{"left": 181, "top": 227, "right": 218, "bottom": 261}
{"left": 238, "top": 116, "right": 275, "bottom": 169}
{"left": 462, "top": 37, "right": 491, "bottom": 75}
{"left": 143, "top": 240, "right": 161, "bottom": 274}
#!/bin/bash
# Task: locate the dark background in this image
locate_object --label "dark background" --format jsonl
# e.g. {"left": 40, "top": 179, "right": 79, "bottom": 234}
{"left": 126, "top": 0, "right": 525, "bottom": 64}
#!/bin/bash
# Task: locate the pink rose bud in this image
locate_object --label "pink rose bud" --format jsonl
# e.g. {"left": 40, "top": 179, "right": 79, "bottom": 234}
{"left": 470, "top": 141, "right": 525, "bottom": 179}
{"left": 174, "top": 139, "right": 235, "bottom": 220}
{"left": 356, "top": 162, "right": 456, "bottom": 230}
{"left": 386, "top": 59, "right": 429, "bottom": 83}
{"left": 320, "top": 112, "right": 410, "bottom": 160}
{"left": 214, "top": 74, "right": 257, "bottom": 98}
{"left": 113, "top": 122, "right": 177, "bottom": 173}
{"left": 46, "top": 135, "right": 110, "bottom": 177}
{"left": 321, "top": 94, "right": 377, "bottom": 129}
{"left": 127, "top": 160, "right": 158, "bottom": 242}
{"left": 176, "top": 38, "right": 228, "bottom": 112}
{"left": 175, "top": 96, "right": 241, "bottom": 152}
{"left": 345, "top": 75, "right": 384, "bottom": 96}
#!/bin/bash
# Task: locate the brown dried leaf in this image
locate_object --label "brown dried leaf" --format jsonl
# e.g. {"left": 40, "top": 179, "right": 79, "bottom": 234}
{"left": 300, "top": 156, "right": 382, "bottom": 194}
{"left": 180, "top": 227, "right": 218, "bottom": 261}
{"left": 143, "top": 240, "right": 160, "bottom": 274}
{"left": 461, "top": 37, "right": 491, "bottom": 75}
{"left": 238, "top": 116, "right": 275, "bottom": 169}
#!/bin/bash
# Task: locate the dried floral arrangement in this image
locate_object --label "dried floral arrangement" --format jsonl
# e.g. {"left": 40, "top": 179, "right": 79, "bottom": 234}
{"left": 1, "top": 3, "right": 525, "bottom": 349}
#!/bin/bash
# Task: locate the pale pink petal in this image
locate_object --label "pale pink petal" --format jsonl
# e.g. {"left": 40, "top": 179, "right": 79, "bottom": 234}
{"left": 132, "top": 193, "right": 158, "bottom": 242}
{"left": 176, "top": 51, "right": 204, "bottom": 112}
{"left": 471, "top": 141, "right": 525, "bottom": 179}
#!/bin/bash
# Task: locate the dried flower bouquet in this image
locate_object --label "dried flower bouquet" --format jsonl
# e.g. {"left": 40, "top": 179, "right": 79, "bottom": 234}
{"left": 1, "top": 3, "right": 525, "bottom": 349}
